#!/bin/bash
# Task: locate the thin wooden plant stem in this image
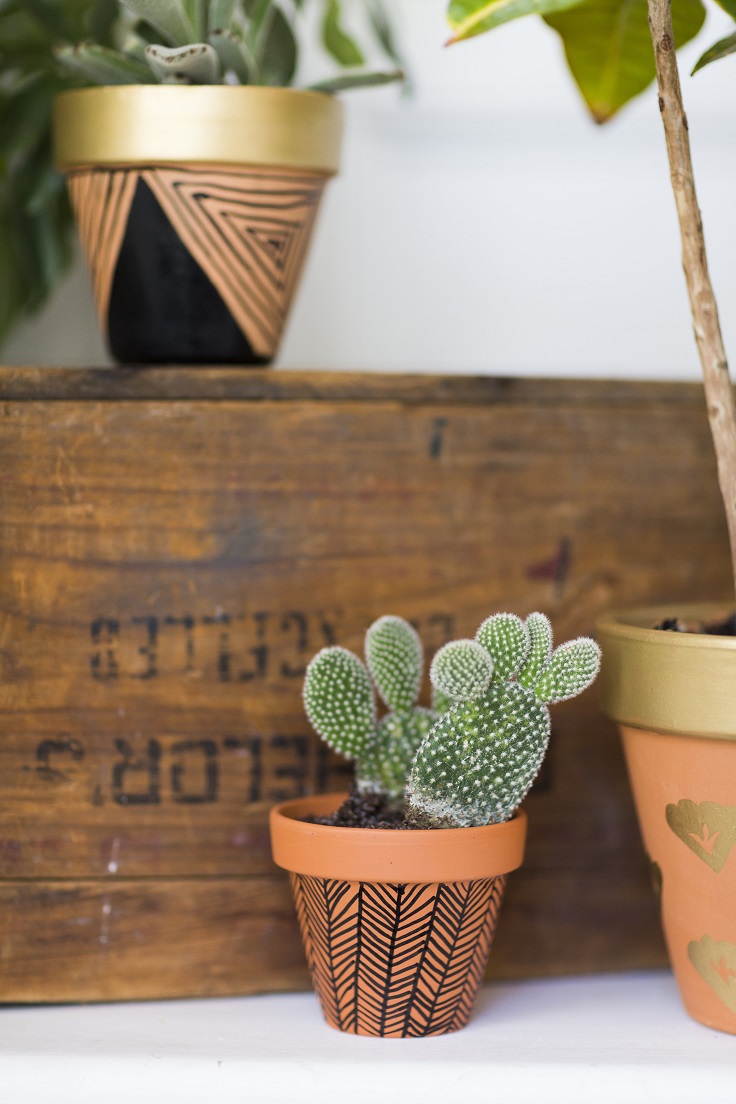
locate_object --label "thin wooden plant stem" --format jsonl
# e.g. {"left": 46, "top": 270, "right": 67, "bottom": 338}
{"left": 648, "top": 0, "right": 736, "bottom": 600}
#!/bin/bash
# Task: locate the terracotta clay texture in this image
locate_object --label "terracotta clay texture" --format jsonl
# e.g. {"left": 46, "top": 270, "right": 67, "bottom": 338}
{"left": 621, "top": 725, "right": 736, "bottom": 1034}
{"left": 599, "top": 605, "right": 736, "bottom": 1034}
{"left": 270, "top": 794, "right": 527, "bottom": 1037}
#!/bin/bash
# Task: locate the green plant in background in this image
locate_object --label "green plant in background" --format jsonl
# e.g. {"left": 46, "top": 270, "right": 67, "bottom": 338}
{"left": 304, "top": 615, "right": 441, "bottom": 801}
{"left": 303, "top": 610, "right": 601, "bottom": 826}
{"left": 0, "top": 0, "right": 403, "bottom": 350}
{"left": 447, "top": 0, "right": 736, "bottom": 600}
{"left": 446, "top": 0, "right": 736, "bottom": 123}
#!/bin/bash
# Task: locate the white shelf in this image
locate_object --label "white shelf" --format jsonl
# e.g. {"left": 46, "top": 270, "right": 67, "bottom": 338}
{"left": 2, "top": 971, "right": 735, "bottom": 1103}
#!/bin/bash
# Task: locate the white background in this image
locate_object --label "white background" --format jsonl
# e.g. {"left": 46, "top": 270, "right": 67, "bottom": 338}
{"left": 4, "top": 0, "right": 736, "bottom": 378}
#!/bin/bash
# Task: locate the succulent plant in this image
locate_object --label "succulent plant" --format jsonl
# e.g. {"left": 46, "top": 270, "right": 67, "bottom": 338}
{"left": 0, "top": 0, "right": 404, "bottom": 349}
{"left": 55, "top": 0, "right": 404, "bottom": 91}
{"left": 405, "top": 612, "right": 601, "bottom": 828}
{"left": 303, "top": 615, "right": 440, "bottom": 801}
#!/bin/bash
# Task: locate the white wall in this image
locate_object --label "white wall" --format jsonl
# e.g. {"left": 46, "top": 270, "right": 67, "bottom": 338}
{"left": 4, "top": 0, "right": 736, "bottom": 378}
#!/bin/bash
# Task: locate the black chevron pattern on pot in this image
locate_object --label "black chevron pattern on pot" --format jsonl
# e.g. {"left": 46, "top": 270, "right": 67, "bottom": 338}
{"left": 290, "top": 873, "right": 505, "bottom": 1037}
{"left": 403, "top": 876, "right": 506, "bottom": 1037}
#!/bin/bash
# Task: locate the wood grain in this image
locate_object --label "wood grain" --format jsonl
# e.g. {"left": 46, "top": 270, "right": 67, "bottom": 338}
{"left": 0, "top": 369, "right": 727, "bottom": 999}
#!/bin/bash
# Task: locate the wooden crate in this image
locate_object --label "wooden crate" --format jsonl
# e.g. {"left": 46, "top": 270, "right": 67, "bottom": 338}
{"left": 0, "top": 368, "right": 730, "bottom": 1002}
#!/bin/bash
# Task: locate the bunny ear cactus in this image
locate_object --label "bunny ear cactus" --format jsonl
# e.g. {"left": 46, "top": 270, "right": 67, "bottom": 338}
{"left": 406, "top": 612, "right": 601, "bottom": 829}
{"left": 303, "top": 616, "right": 440, "bottom": 801}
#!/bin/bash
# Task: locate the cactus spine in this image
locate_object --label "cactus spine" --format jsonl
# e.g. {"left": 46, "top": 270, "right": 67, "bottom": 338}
{"left": 406, "top": 613, "right": 601, "bottom": 828}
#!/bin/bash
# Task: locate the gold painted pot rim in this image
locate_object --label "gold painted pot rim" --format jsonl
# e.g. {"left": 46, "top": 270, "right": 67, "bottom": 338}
{"left": 54, "top": 85, "right": 343, "bottom": 174}
{"left": 596, "top": 602, "right": 736, "bottom": 740}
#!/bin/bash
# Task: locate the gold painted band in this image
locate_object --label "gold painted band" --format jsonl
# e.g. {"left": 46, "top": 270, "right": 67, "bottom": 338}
{"left": 596, "top": 603, "right": 736, "bottom": 739}
{"left": 54, "top": 86, "right": 343, "bottom": 174}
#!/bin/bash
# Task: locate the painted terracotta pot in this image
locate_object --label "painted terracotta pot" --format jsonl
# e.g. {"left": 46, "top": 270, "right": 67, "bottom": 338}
{"left": 270, "top": 793, "right": 526, "bottom": 1038}
{"left": 53, "top": 86, "right": 342, "bottom": 366}
{"left": 598, "top": 603, "right": 736, "bottom": 1033}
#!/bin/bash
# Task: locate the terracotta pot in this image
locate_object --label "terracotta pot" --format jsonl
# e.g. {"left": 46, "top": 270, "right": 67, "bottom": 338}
{"left": 270, "top": 793, "right": 526, "bottom": 1038}
{"left": 597, "top": 603, "right": 736, "bottom": 1033}
{"left": 53, "top": 86, "right": 342, "bottom": 366}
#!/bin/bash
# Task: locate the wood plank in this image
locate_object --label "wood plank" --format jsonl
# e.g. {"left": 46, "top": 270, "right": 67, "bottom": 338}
{"left": 0, "top": 864, "right": 666, "bottom": 1003}
{"left": 0, "top": 365, "right": 714, "bottom": 405}
{"left": 0, "top": 375, "right": 724, "bottom": 996}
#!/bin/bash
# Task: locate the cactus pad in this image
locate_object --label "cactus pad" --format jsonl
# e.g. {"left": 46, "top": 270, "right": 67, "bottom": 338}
{"left": 358, "top": 708, "right": 437, "bottom": 797}
{"left": 533, "top": 637, "right": 601, "bottom": 703}
{"left": 365, "top": 615, "right": 423, "bottom": 712}
{"left": 476, "top": 613, "right": 530, "bottom": 681}
{"left": 406, "top": 683, "right": 550, "bottom": 827}
{"left": 430, "top": 640, "right": 494, "bottom": 703}
{"left": 517, "top": 612, "right": 553, "bottom": 688}
{"left": 303, "top": 647, "right": 376, "bottom": 760}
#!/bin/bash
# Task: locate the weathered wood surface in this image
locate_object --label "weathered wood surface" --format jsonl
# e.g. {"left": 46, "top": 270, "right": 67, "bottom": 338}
{"left": 1, "top": 368, "right": 729, "bottom": 1001}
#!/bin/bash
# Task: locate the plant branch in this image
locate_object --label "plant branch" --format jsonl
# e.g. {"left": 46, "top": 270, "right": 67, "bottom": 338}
{"left": 648, "top": 0, "right": 736, "bottom": 601}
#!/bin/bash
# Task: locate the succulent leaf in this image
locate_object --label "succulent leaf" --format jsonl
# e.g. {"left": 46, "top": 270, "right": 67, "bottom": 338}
{"left": 407, "top": 682, "right": 550, "bottom": 827}
{"left": 357, "top": 707, "right": 436, "bottom": 798}
{"left": 120, "top": 0, "right": 196, "bottom": 46}
{"left": 54, "top": 42, "right": 156, "bottom": 83}
{"left": 365, "top": 615, "right": 423, "bottom": 712}
{"left": 144, "top": 41, "right": 220, "bottom": 82}
{"left": 475, "top": 612, "right": 530, "bottom": 681}
{"left": 517, "top": 611, "right": 553, "bottom": 688}
{"left": 209, "top": 28, "right": 255, "bottom": 83}
{"left": 303, "top": 646, "right": 376, "bottom": 760}
{"left": 533, "top": 636, "right": 601, "bottom": 704}
{"left": 430, "top": 639, "right": 493, "bottom": 703}
{"left": 307, "top": 68, "right": 404, "bottom": 93}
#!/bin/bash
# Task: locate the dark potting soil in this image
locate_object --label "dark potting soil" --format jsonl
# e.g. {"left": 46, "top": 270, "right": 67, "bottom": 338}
{"left": 655, "top": 613, "right": 736, "bottom": 635}
{"left": 307, "top": 789, "right": 410, "bottom": 829}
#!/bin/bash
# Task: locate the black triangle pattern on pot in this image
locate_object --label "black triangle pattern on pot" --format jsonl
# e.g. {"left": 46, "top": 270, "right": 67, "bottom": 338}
{"left": 290, "top": 873, "right": 505, "bottom": 1037}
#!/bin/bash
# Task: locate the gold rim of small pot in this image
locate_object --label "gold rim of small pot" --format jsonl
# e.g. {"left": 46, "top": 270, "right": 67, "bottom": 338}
{"left": 53, "top": 85, "right": 343, "bottom": 173}
{"left": 596, "top": 602, "right": 736, "bottom": 739}
{"left": 270, "top": 793, "right": 528, "bottom": 883}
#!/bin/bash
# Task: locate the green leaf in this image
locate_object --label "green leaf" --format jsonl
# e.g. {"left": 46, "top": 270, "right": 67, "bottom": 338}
{"left": 713, "top": 0, "right": 736, "bottom": 18}
{"left": 259, "top": 4, "right": 297, "bottom": 85}
{"left": 322, "top": 0, "right": 364, "bottom": 66}
{"left": 367, "top": 0, "right": 404, "bottom": 66}
{"left": 182, "top": 0, "right": 206, "bottom": 38}
{"left": 447, "top": 0, "right": 585, "bottom": 42}
{"left": 692, "top": 30, "right": 736, "bottom": 74}
{"left": 209, "top": 28, "right": 255, "bottom": 82}
{"left": 119, "top": 0, "right": 196, "bottom": 46}
{"left": 208, "top": 0, "right": 237, "bottom": 31}
{"left": 307, "top": 67, "right": 403, "bottom": 92}
{"left": 544, "top": 0, "right": 706, "bottom": 123}
{"left": 55, "top": 42, "right": 157, "bottom": 84}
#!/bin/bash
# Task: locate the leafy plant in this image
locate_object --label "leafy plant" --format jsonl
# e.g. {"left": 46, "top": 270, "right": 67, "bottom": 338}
{"left": 303, "top": 611, "right": 601, "bottom": 828}
{"left": 447, "top": 0, "right": 736, "bottom": 123}
{"left": 446, "top": 0, "right": 736, "bottom": 601}
{"left": 0, "top": 0, "right": 404, "bottom": 349}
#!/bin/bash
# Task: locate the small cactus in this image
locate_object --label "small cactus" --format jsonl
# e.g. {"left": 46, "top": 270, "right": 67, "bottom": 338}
{"left": 405, "top": 613, "right": 601, "bottom": 828}
{"left": 303, "top": 616, "right": 440, "bottom": 800}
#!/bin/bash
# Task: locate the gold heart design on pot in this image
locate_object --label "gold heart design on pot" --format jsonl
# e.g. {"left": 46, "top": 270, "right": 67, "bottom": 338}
{"left": 688, "top": 937, "right": 736, "bottom": 1013}
{"left": 665, "top": 800, "right": 736, "bottom": 873}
